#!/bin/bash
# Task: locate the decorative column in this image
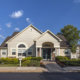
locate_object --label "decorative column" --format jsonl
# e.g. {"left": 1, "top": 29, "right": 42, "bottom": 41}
{"left": 36, "top": 47, "right": 38, "bottom": 57}
{"left": 40, "top": 48, "right": 42, "bottom": 57}
{"left": 58, "top": 48, "right": 60, "bottom": 56}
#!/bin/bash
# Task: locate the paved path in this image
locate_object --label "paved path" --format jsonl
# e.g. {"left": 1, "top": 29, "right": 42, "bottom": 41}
{"left": 43, "top": 61, "right": 65, "bottom": 72}
{"left": 0, "top": 67, "right": 48, "bottom": 72}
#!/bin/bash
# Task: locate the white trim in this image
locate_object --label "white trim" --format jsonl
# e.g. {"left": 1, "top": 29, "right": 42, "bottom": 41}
{"left": 40, "top": 48, "right": 42, "bottom": 57}
{"left": 16, "top": 42, "right": 28, "bottom": 48}
{"left": 36, "top": 47, "right": 38, "bottom": 57}
{"left": 16, "top": 42, "right": 28, "bottom": 58}
{"left": 58, "top": 48, "right": 60, "bottom": 56}
{"left": 11, "top": 48, "right": 16, "bottom": 55}
{"left": 34, "top": 30, "right": 62, "bottom": 42}
{"left": 1, "top": 49, "right": 7, "bottom": 58}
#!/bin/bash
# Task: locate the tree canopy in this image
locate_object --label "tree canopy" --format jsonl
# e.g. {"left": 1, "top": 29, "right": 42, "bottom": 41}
{"left": 59, "top": 25, "right": 80, "bottom": 53}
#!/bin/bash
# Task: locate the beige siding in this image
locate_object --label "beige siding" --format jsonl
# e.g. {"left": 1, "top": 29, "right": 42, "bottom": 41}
{"left": 7, "top": 26, "right": 41, "bottom": 58}
{"left": 0, "top": 49, "right": 7, "bottom": 58}
{"left": 36, "top": 32, "right": 60, "bottom": 47}
{"left": 60, "top": 48, "right": 71, "bottom": 57}
{"left": 60, "top": 49, "right": 66, "bottom": 56}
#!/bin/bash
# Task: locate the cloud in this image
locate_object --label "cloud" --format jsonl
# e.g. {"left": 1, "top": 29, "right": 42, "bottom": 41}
{"left": 10, "top": 10, "right": 23, "bottom": 18}
{"left": 73, "top": 0, "right": 80, "bottom": 3}
{"left": 14, "top": 27, "right": 20, "bottom": 31}
{"left": 26, "top": 18, "right": 33, "bottom": 24}
{"left": 0, "top": 35, "right": 5, "bottom": 39}
{"left": 6, "top": 22, "right": 12, "bottom": 28}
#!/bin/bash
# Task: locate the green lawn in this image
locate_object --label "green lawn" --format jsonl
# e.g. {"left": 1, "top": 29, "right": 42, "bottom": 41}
{"left": 0, "top": 64, "right": 18, "bottom": 67}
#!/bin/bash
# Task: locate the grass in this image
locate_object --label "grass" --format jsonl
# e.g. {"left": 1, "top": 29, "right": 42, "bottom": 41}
{"left": 0, "top": 64, "right": 18, "bottom": 67}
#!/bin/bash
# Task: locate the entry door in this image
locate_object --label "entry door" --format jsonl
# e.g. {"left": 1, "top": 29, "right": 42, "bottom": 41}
{"left": 42, "top": 48, "right": 51, "bottom": 60}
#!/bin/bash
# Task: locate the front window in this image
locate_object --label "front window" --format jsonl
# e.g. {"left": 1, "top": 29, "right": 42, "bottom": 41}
{"left": 18, "top": 44, "right": 26, "bottom": 48}
{"left": 28, "top": 48, "right": 32, "bottom": 55}
{"left": 18, "top": 49, "right": 26, "bottom": 56}
{"left": 18, "top": 43, "right": 26, "bottom": 57}
{"left": 2, "top": 50, "right": 7, "bottom": 55}
{"left": 12, "top": 49, "right": 16, "bottom": 55}
{"left": 64, "top": 49, "right": 69, "bottom": 54}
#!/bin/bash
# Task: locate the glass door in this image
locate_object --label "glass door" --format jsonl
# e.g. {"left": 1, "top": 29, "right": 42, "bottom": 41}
{"left": 42, "top": 48, "right": 51, "bottom": 60}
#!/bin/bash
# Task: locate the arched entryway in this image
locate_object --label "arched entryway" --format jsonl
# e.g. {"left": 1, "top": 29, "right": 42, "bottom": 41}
{"left": 42, "top": 42, "right": 55, "bottom": 60}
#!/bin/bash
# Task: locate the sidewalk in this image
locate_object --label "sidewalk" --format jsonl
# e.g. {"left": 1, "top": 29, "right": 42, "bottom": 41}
{"left": 63, "top": 67, "right": 80, "bottom": 72}
{"left": 0, "top": 67, "right": 48, "bottom": 72}
{"left": 43, "top": 61, "right": 80, "bottom": 72}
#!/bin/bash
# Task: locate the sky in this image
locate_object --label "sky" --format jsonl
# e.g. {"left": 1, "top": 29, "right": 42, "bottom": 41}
{"left": 0, "top": 0, "right": 80, "bottom": 44}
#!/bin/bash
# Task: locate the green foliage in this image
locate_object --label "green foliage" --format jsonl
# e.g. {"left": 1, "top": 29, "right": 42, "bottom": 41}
{"left": 0, "top": 57, "right": 42, "bottom": 67}
{"left": 56, "top": 56, "right": 80, "bottom": 66}
{"left": 22, "top": 57, "right": 42, "bottom": 62}
{"left": 56, "top": 56, "right": 69, "bottom": 61}
{"left": 0, "top": 58, "right": 19, "bottom": 64}
{"left": 22, "top": 57, "right": 42, "bottom": 66}
{"left": 59, "top": 25, "right": 80, "bottom": 53}
{"left": 22, "top": 60, "right": 40, "bottom": 67}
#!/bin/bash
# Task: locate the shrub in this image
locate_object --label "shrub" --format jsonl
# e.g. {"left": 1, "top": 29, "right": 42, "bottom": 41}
{"left": 22, "top": 60, "right": 40, "bottom": 67}
{"left": 22, "top": 57, "right": 42, "bottom": 62}
{"left": 56, "top": 56, "right": 80, "bottom": 66}
{"left": 0, "top": 58, "right": 19, "bottom": 64}
{"left": 22, "top": 57, "right": 42, "bottom": 66}
{"left": 56, "top": 56, "right": 69, "bottom": 61}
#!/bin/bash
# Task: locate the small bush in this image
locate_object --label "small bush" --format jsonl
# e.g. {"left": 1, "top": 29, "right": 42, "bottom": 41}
{"left": 22, "top": 57, "right": 42, "bottom": 62}
{"left": 56, "top": 56, "right": 80, "bottom": 66}
{"left": 22, "top": 57, "right": 42, "bottom": 67}
{"left": 0, "top": 58, "right": 19, "bottom": 64}
{"left": 22, "top": 60, "right": 40, "bottom": 67}
{"left": 56, "top": 56, "right": 69, "bottom": 61}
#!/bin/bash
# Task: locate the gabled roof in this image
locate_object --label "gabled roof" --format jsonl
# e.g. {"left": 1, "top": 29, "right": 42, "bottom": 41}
{"left": 56, "top": 34, "right": 70, "bottom": 48}
{"left": 6, "top": 24, "right": 42, "bottom": 43}
{"left": 34, "top": 30, "right": 62, "bottom": 42}
{"left": 57, "top": 34, "right": 67, "bottom": 41}
{"left": 0, "top": 32, "right": 19, "bottom": 48}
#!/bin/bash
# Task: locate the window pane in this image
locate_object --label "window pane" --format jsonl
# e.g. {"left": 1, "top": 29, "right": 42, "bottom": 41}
{"left": 2, "top": 52, "right": 6, "bottom": 55}
{"left": 12, "top": 52, "right": 16, "bottom": 55}
{"left": 18, "top": 44, "right": 26, "bottom": 48}
{"left": 28, "top": 48, "right": 32, "bottom": 55}
{"left": 28, "top": 52, "right": 32, "bottom": 55}
{"left": 12, "top": 49, "right": 16, "bottom": 55}
{"left": 18, "top": 53, "right": 22, "bottom": 56}
{"left": 23, "top": 53, "right": 26, "bottom": 56}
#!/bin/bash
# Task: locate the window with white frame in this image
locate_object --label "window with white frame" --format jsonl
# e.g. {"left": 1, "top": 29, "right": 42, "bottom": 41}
{"left": 2, "top": 50, "right": 7, "bottom": 55}
{"left": 12, "top": 49, "right": 16, "bottom": 55}
{"left": 28, "top": 48, "right": 32, "bottom": 55}
{"left": 64, "top": 49, "right": 69, "bottom": 54}
{"left": 18, "top": 44, "right": 26, "bottom": 48}
{"left": 18, "top": 49, "right": 26, "bottom": 56}
{"left": 76, "top": 49, "right": 79, "bottom": 53}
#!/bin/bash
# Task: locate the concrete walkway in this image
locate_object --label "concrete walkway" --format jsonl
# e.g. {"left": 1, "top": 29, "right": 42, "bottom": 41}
{"left": 0, "top": 67, "right": 48, "bottom": 72}
{"left": 43, "top": 61, "right": 65, "bottom": 72}
{"left": 63, "top": 67, "right": 80, "bottom": 72}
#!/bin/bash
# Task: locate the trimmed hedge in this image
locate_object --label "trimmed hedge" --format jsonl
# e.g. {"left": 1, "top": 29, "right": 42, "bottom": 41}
{"left": 0, "top": 57, "right": 42, "bottom": 67}
{"left": 56, "top": 56, "right": 69, "bottom": 61}
{"left": 56, "top": 56, "right": 80, "bottom": 66}
{"left": 0, "top": 58, "right": 19, "bottom": 64}
{"left": 22, "top": 60, "right": 40, "bottom": 66}
{"left": 22, "top": 57, "right": 42, "bottom": 62}
{"left": 22, "top": 57, "right": 42, "bottom": 66}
